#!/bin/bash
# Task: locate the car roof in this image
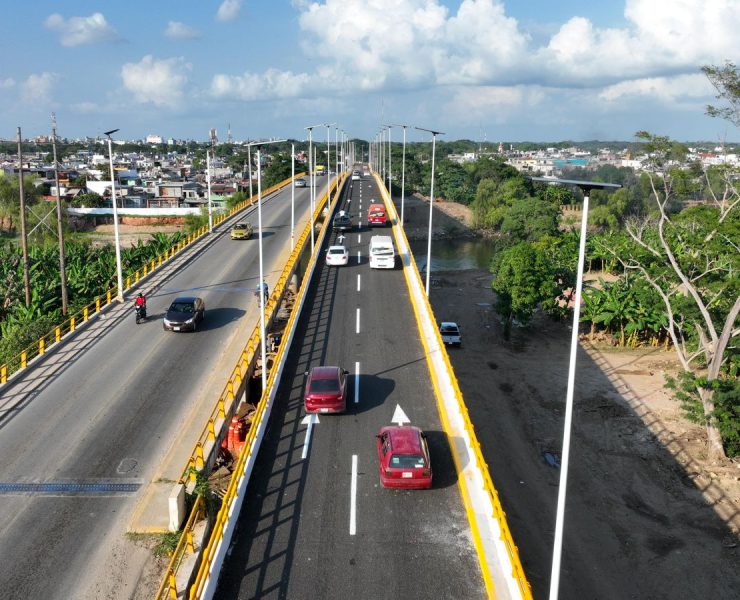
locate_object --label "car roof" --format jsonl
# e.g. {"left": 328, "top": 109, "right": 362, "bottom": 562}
{"left": 328, "top": 245, "right": 347, "bottom": 251}
{"left": 368, "top": 202, "right": 384, "bottom": 208}
{"left": 380, "top": 426, "right": 424, "bottom": 454}
{"left": 309, "top": 366, "right": 341, "bottom": 379}
{"left": 172, "top": 296, "right": 200, "bottom": 304}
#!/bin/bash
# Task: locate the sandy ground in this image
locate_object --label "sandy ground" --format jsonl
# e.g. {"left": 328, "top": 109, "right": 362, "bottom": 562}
{"left": 403, "top": 194, "right": 740, "bottom": 599}
{"left": 85, "top": 224, "right": 183, "bottom": 248}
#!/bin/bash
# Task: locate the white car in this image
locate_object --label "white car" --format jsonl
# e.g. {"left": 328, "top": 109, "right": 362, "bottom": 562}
{"left": 440, "top": 322, "right": 461, "bottom": 346}
{"left": 351, "top": 170, "right": 361, "bottom": 180}
{"left": 326, "top": 245, "right": 349, "bottom": 266}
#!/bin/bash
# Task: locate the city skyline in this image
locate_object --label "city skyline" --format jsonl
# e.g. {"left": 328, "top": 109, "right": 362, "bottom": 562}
{"left": 2, "top": 1, "right": 739, "bottom": 144}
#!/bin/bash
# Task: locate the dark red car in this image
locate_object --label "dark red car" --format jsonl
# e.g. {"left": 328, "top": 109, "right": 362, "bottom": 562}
{"left": 375, "top": 426, "right": 433, "bottom": 489}
{"left": 303, "top": 366, "right": 348, "bottom": 414}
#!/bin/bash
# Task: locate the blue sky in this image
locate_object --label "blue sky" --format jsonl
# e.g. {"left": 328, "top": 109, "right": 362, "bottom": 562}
{"left": 2, "top": 1, "right": 738, "bottom": 143}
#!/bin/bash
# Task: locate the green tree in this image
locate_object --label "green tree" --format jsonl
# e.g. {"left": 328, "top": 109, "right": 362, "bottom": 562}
{"left": 500, "top": 197, "right": 560, "bottom": 241}
{"left": 598, "top": 125, "right": 740, "bottom": 459}
{"left": 491, "top": 242, "right": 557, "bottom": 338}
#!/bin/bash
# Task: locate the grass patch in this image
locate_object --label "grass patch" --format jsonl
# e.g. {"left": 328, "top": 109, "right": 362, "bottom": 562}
{"left": 125, "top": 530, "right": 183, "bottom": 557}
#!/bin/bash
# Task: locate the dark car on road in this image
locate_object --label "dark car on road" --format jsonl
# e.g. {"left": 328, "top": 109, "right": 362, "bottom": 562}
{"left": 332, "top": 210, "right": 352, "bottom": 232}
{"left": 163, "top": 296, "right": 205, "bottom": 332}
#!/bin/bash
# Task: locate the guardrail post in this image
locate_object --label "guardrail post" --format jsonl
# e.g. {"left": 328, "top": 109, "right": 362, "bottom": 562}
{"left": 83, "top": 307, "right": 89, "bottom": 321}
{"left": 207, "top": 419, "right": 216, "bottom": 441}
{"left": 135, "top": 271, "right": 140, "bottom": 283}
{"left": 21, "top": 351, "right": 27, "bottom": 369}
{"left": 1, "top": 365, "right": 6, "bottom": 384}
{"left": 150, "top": 260, "right": 155, "bottom": 271}
{"left": 143, "top": 264, "right": 148, "bottom": 276}
{"left": 167, "top": 569, "right": 178, "bottom": 599}
{"left": 158, "top": 255, "right": 163, "bottom": 266}
{"left": 107, "top": 290, "right": 112, "bottom": 304}
{"left": 195, "top": 442, "right": 204, "bottom": 470}
{"left": 217, "top": 397, "right": 225, "bottom": 419}
{"left": 125, "top": 276, "right": 131, "bottom": 289}
{"left": 39, "top": 338, "right": 45, "bottom": 356}
{"left": 70, "top": 317, "right": 76, "bottom": 332}
{"left": 55, "top": 326, "right": 61, "bottom": 343}
{"left": 95, "top": 298, "right": 101, "bottom": 313}
{"left": 186, "top": 529, "right": 195, "bottom": 554}
{"left": 227, "top": 381, "right": 234, "bottom": 403}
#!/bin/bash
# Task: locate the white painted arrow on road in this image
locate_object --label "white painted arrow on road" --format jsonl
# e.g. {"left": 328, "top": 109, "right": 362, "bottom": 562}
{"left": 301, "top": 413, "right": 320, "bottom": 459}
{"left": 391, "top": 404, "right": 410, "bottom": 426}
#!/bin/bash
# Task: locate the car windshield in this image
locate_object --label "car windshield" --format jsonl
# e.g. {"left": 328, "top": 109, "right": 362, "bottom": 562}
{"left": 310, "top": 379, "right": 339, "bottom": 393}
{"left": 389, "top": 454, "right": 425, "bottom": 468}
{"left": 170, "top": 302, "right": 194, "bottom": 313}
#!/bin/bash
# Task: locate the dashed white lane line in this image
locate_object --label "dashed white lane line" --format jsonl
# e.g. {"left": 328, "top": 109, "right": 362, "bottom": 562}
{"left": 356, "top": 307, "right": 360, "bottom": 334}
{"left": 357, "top": 251, "right": 361, "bottom": 264}
{"left": 350, "top": 454, "right": 358, "bottom": 535}
{"left": 354, "top": 361, "right": 360, "bottom": 404}
{"left": 357, "top": 273, "right": 361, "bottom": 292}
{"left": 357, "top": 234, "right": 361, "bottom": 244}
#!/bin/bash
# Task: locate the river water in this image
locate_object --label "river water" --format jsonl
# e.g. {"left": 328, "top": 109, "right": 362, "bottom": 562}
{"left": 408, "top": 238, "right": 497, "bottom": 273}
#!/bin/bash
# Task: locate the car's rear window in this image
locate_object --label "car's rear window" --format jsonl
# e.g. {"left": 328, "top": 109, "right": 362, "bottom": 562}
{"left": 170, "top": 302, "right": 194, "bottom": 313}
{"left": 441, "top": 325, "right": 459, "bottom": 333}
{"left": 370, "top": 210, "right": 385, "bottom": 216}
{"left": 389, "top": 454, "right": 426, "bottom": 468}
{"left": 329, "top": 248, "right": 345, "bottom": 255}
{"left": 310, "top": 379, "right": 339, "bottom": 393}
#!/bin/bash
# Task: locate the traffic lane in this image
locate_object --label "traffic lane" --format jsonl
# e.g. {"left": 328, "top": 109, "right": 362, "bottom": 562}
{"left": 216, "top": 181, "right": 484, "bottom": 598}
{"left": 0, "top": 182, "right": 311, "bottom": 479}
{"left": 0, "top": 183, "right": 314, "bottom": 596}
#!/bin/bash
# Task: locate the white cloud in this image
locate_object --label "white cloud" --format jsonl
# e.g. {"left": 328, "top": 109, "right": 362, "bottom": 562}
{"left": 0, "top": 78, "right": 15, "bottom": 89}
{"left": 44, "top": 12, "right": 118, "bottom": 47}
{"left": 211, "top": 69, "right": 312, "bottom": 101}
{"left": 70, "top": 101, "right": 102, "bottom": 114}
{"left": 121, "top": 56, "right": 190, "bottom": 108}
{"left": 164, "top": 21, "right": 201, "bottom": 40}
{"left": 212, "top": 0, "right": 740, "bottom": 106}
{"left": 599, "top": 74, "right": 713, "bottom": 103}
{"left": 20, "top": 72, "right": 58, "bottom": 104}
{"left": 216, "top": 0, "right": 242, "bottom": 22}
{"left": 446, "top": 85, "right": 546, "bottom": 124}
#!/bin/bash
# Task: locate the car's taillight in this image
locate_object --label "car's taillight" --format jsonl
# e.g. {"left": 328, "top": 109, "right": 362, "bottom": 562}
{"left": 384, "top": 468, "right": 392, "bottom": 476}
{"left": 422, "top": 468, "right": 431, "bottom": 477}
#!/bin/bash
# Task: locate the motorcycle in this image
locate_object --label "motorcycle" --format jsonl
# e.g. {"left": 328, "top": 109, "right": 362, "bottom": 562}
{"left": 135, "top": 303, "right": 147, "bottom": 324}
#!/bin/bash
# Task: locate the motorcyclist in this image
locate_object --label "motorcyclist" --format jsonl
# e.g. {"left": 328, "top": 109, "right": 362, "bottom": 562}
{"left": 255, "top": 281, "right": 268, "bottom": 303}
{"left": 134, "top": 292, "right": 146, "bottom": 308}
{"left": 134, "top": 292, "right": 147, "bottom": 319}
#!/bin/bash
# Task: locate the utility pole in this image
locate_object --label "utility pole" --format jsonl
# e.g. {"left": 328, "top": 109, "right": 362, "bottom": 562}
{"left": 16, "top": 127, "right": 31, "bottom": 307}
{"left": 51, "top": 113, "right": 69, "bottom": 315}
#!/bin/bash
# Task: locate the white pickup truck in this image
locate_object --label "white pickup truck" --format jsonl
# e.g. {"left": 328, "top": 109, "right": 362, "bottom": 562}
{"left": 439, "top": 322, "right": 461, "bottom": 346}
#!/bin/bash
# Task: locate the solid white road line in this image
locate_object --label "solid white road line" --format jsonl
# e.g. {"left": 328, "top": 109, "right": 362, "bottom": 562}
{"left": 356, "top": 308, "right": 360, "bottom": 334}
{"left": 357, "top": 273, "right": 361, "bottom": 292}
{"left": 354, "top": 361, "right": 360, "bottom": 404}
{"left": 350, "top": 454, "right": 358, "bottom": 535}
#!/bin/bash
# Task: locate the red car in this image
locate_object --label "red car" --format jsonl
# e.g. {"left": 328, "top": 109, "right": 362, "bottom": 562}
{"left": 375, "top": 426, "right": 433, "bottom": 489}
{"left": 303, "top": 366, "right": 348, "bottom": 414}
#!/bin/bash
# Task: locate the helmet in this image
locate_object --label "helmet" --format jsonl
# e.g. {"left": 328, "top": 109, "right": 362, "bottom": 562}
{"left": 138, "top": 292, "right": 143, "bottom": 297}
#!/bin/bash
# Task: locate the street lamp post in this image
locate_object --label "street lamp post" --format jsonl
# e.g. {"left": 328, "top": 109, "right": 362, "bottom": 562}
{"left": 528, "top": 177, "right": 621, "bottom": 600}
{"left": 415, "top": 126, "right": 444, "bottom": 296}
{"left": 384, "top": 125, "right": 392, "bottom": 195}
{"left": 305, "top": 123, "right": 329, "bottom": 253}
{"left": 291, "top": 143, "right": 295, "bottom": 250}
{"left": 245, "top": 138, "right": 287, "bottom": 392}
{"left": 103, "top": 128, "right": 124, "bottom": 302}
{"left": 390, "top": 124, "right": 408, "bottom": 226}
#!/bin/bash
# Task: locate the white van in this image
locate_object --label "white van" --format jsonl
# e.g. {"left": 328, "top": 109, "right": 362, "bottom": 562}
{"left": 369, "top": 235, "right": 395, "bottom": 269}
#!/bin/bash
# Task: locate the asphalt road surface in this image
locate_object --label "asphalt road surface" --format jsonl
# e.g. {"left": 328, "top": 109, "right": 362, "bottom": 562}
{"left": 214, "top": 172, "right": 486, "bottom": 599}
{"left": 0, "top": 181, "right": 319, "bottom": 599}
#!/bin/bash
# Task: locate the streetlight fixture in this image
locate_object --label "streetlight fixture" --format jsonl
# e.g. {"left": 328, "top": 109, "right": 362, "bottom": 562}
{"left": 206, "top": 128, "right": 217, "bottom": 233}
{"left": 383, "top": 124, "right": 393, "bottom": 196}
{"left": 528, "top": 176, "right": 621, "bottom": 600}
{"left": 103, "top": 128, "right": 124, "bottom": 302}
{"left": 244, "top": 138, "right": 287, "bottom": 392}
{"left": 390, "top": 124, "right": 408, "bottom": 225}
{"left": 305, "top": 123, "right": 329, "bottom": 252}
{"left": 415, "top": 126, "right": 444, "bottom": 296}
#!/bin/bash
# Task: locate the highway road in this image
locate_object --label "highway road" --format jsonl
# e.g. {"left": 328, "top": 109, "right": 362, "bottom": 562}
{"left": 0, "top": 180, "right": 322, "bottom": 599}
{"left": 215, "top": 173, "right": 486, "bottom": 598}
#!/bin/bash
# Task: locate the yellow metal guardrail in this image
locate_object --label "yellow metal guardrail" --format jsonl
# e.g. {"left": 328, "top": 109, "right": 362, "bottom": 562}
{"left": 377, "top": 173, "right": 532, "bottom": 599}
{"left": 0, "top": 175, "right": 301, "bottom": 387}
{"left": 155, "top": 494, "right": 206, "bottom": 600}
{"left": 154, "top": 174, "right": 344, "bottom": 600}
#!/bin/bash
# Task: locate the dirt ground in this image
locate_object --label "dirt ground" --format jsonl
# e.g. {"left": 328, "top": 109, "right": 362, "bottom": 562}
{"left": 402, "top": 194, "right": 740, "bottom": 599}
{"left": 85, "top": 223, "right": 183, "bottom": 248}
